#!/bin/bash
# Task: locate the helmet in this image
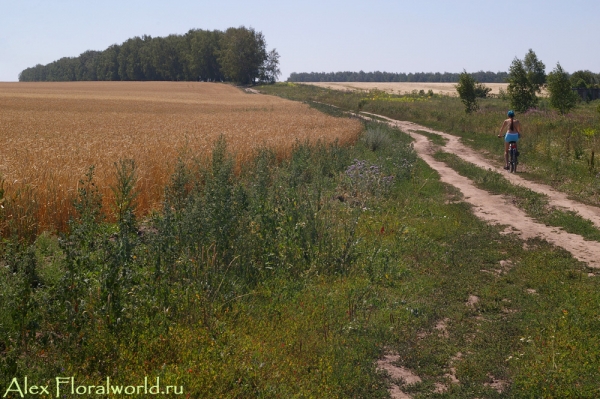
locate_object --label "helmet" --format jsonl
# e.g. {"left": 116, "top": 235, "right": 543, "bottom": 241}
{"left": 507, "top": 110, "right": 515, "bottom": 118}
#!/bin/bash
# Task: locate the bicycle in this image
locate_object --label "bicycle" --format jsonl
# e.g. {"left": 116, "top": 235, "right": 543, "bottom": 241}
{"left": 498, "top": 132, "right": 520, "bottom": 173}
{"left": 508, "top": 141, "right": 519, "bottom": 173}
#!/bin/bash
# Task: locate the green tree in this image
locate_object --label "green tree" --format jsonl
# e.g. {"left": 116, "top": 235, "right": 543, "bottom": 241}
{"left": 17, "top": 27, "right": 278, "bottom": 83}
{"left": 218, "top": 26, "right": 267, "bottom": 84}
{"left": 456, "top": 70, "right": 479, "bottom": 113}
{"left": 259, "top": 49, "right": 281, "bottom": 83}
{"left": 117, "top": 37, "right": 144, "bottom": 81}
{"left": 138, "top": 35, "right": 157, "bottom": 80}
{"left": 523, "top": 49, "right": 546, "bottom": 92}
{"left": 187, "top": 29, "right": 224, "bottom": 81}
{"left": 96, "top": 45, "right": 120, "bottom": 81}
{"left": 75, "top": 50, "right": 101, "bottom": 81}
{"left": 149, "top": 36, "right": 184, "bottom": 81}
{"left": 547, "top": 63, "right": 579, "bottom": 114}
{"left": 570, "top": 70, "right": 597, "bottom": 88}
{"left": 507, "top": 57, "right": 538, "bottom": 112}
{"left": 474, "top": 82, "right": 491, "bottom": 98}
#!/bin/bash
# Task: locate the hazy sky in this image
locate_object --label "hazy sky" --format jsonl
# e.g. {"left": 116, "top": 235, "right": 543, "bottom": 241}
{"left": 1, "top": 0, "right": 598, "bottom": 82}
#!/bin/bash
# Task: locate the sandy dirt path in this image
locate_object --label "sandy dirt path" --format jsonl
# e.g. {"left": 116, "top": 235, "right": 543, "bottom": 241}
{"left": 361, "top": 112, "right": 600, "bottom": 398}
{"left": 361, "top": 112, "right": 600, "bottom": 269}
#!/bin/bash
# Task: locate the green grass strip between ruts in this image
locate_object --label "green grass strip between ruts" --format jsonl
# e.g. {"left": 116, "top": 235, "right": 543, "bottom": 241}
{"left": 434, "top": 150, "right": 600, "bottom": 242}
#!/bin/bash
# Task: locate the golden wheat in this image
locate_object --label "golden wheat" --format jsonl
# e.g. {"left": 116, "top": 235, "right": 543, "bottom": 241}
{"left": 0, "top": 82, "right": 362, "bottom": 234}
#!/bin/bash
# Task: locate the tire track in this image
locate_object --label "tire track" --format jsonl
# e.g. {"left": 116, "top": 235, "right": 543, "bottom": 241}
{"left": 361, "top": 112, "right": 600, "bottom": 268}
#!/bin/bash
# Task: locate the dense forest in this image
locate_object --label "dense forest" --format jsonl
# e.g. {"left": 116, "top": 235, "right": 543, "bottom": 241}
{"left": 287, "top": 71, "right": 509, "bottom": 83}
{"left": 19, "top": 27, "right": 280, "bottom": 84}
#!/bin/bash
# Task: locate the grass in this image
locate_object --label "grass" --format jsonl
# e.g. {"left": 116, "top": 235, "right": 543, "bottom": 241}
{"left": 2, "top": 84, "right": 600, "bottom": 398}
{"left": 414, "top": 130, "right": 448, "bottom": 146}
{"left": 434, "top": 151, "right": 600, "bottom": 242}
{"left": 361, "top": 125, "right": 393, "bottom": 151}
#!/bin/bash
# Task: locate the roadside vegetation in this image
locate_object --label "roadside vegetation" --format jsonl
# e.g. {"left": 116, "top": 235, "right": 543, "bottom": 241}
{"left": 258, "top": 82, "right": 600, "bottom": 208}
{"left": 253, "top": 82, "right": 600, "bottom": 397}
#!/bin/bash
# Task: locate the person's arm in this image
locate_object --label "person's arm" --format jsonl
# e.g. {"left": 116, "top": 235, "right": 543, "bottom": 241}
{"left": 497, "top": 120, "right": 507, "bottom": 137}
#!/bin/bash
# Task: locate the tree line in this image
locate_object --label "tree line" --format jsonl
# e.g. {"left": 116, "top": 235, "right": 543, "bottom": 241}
{"left": 287, "top": 70, "right": 509, "bottom": 83}
{"left": 19, "top": 27, "right": 280, "bottom": 84}
{"left": 457, "top": 49, "right": 600, "bottom": 114}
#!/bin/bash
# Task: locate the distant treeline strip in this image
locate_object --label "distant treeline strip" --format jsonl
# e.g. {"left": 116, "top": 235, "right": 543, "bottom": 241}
{"left": 19, "top": 27, "right": 280, "bottom": 84}
{"left": 288, "top": 71, "right": 509, "bottom": 83}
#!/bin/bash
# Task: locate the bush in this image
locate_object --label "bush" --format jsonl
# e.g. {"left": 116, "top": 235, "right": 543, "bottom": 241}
{"left": 456, "top": 70, "right": 479, "bottom": 113}
{"left": 362, "top": 125, "right": 392, "bottom": 151}
{"left": 474, "top": 83, "right": 492, "bottom": 98}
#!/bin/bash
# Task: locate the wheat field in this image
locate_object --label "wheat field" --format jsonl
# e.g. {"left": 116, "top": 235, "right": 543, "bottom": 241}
{"left": 0, "top": 82, "right": 362, "bottom": 234}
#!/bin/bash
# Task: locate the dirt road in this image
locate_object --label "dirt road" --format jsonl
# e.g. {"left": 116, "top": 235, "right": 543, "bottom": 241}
{"left": 362, "top": 112, "right": 600, "bottom": 268}
{"left": 361, "top": 112, "right": 600, "bottom": 398}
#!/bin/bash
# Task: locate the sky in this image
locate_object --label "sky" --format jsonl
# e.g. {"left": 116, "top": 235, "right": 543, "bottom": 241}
{"left": 1, "top": 0, "right": 599, "bottom": 82}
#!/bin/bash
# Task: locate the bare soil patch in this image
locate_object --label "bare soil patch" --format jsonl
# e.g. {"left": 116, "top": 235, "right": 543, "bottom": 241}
{"left": 485, "top": 374, "right": 509, "bottom": 393}
{"left": 435, "top": 318, "right": 450, "bottom": 338}
{"left": 467, "top": 295, "right": 480, "bottom": 307}
{"left": 376, "top": 353, "right": 422, "bottom": 399}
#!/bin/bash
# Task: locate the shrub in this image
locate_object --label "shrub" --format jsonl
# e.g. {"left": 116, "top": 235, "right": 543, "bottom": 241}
{"left": 362, "top": 125, "right": 391, "bottom": 151}
{"left": 474, "top": 83, "right": 492, "bottom": 98}
{"left": 456, "top": 70, "right": 479, "bottom": 113}
{"left": 498, "top": 87, "right": 508, "bottom": 100}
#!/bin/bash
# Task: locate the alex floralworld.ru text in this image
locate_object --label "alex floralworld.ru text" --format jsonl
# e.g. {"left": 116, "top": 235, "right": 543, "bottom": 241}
{"left": 2, "top": 376, "right": 184, "bottom": 397}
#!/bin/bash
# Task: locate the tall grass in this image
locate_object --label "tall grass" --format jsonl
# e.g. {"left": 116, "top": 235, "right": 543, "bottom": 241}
{"left": 0, "top": 125, "right": 416, "bottom": 397}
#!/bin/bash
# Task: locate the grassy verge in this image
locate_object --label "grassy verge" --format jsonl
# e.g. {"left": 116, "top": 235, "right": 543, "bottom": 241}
{"left": 1, "top": 110, "right": 600, "bottom": 397}
{"left": 434, "top": 151, "right": 600, "bottom": 242}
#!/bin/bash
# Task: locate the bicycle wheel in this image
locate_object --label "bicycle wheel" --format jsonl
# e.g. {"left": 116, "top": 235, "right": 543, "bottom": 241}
{"left": 509, "top": 148, "right": 516, "bottom": 173}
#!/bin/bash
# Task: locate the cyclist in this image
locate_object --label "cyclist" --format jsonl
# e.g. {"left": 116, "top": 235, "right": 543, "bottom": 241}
{"left": 497, "top": 110, "right": 521, "bottom": 170}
